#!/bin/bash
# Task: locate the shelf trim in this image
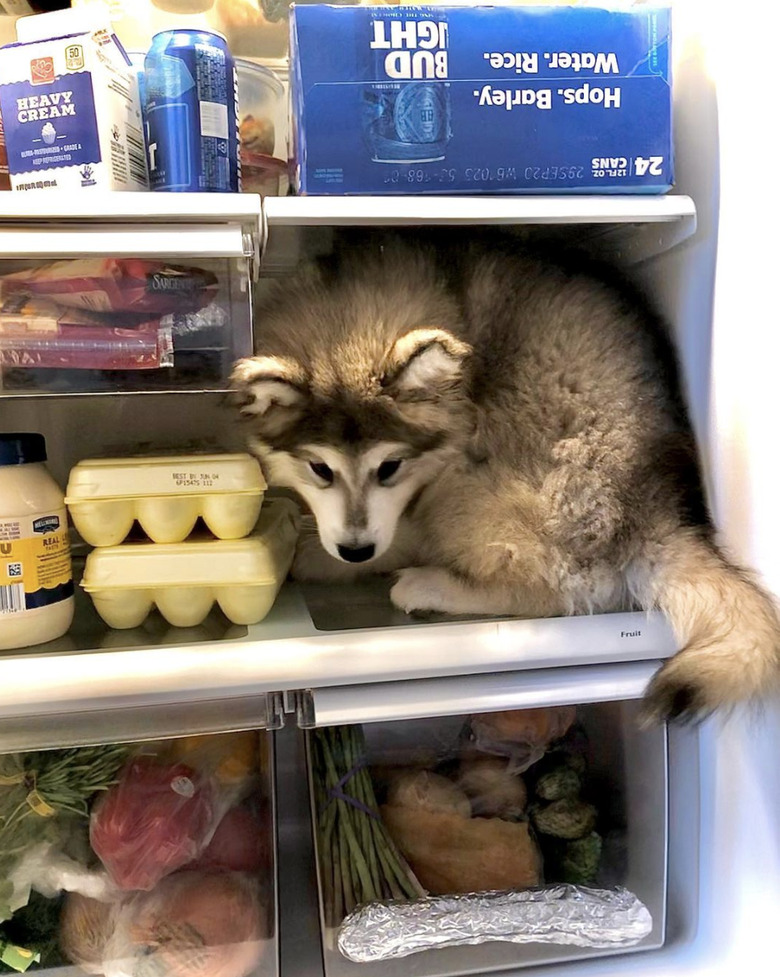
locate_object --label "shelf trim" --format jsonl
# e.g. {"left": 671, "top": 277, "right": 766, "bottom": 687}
{"left": 0, "top": 223, "right": 252, "bottom": 259}
{"left": 263, "top": 194, "right": 697, "bottom": 227}
{"left": 298, "top": 660, "right": 662, "bottom": 727}
{"left": 0, "top": 191, "right": 263, "bottom": 224}
{"left": 0, "top": 585, "right": 677, "bottom": 723}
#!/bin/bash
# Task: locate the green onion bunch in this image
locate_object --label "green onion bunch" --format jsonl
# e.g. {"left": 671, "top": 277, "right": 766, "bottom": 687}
{"left": 0, "top": 744, "right": 129, "bottom": 865}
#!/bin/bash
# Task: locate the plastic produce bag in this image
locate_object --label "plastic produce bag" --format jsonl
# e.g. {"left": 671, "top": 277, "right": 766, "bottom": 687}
{"left": 0, "top": 259, "right": 219, "bottom": 316}
{"left": 1, "top": 841, "right": 115, "bottom": 928}
{"left": 100, "top": 872, "right": 265, "bottom": 977}
{"left": 60, "top": 893, "right": 120, "bottom": 976}
{"left": 89, "top": 734, "right": 265, "bottom": 891}
{"left": 89, "top": 756, "right": 218, "bottom": 891}
{"left": 467, "top": 706, "right": 577, "bottom": 773}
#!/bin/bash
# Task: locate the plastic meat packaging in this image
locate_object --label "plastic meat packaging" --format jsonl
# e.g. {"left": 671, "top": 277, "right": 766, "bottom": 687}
{"left": 0, "top": 258, "right": 219, "bottom": 316}
{"left": 66, "top": 452, "right": 268, "bottom": 546}
{"left": 0, "top": 320, "right": 173, "bottom": 371}
{"left": 337, "top": 886, "right": 654, "bottom": 962}
{"left": 80, "top": 498, "right": 300, "bottom": 628}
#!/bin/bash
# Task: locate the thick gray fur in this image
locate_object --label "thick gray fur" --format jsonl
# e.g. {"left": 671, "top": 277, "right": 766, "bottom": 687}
{"left": 232, "top": 239, "right": 780, "bottom": 722}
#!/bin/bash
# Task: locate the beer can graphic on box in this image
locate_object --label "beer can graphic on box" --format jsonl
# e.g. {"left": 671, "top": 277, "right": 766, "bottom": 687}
{"left": 363, "top": 9, "right": 451, "bottom": 164}
{"left": 144, "top": 28, "right": 240, "bottom": 193}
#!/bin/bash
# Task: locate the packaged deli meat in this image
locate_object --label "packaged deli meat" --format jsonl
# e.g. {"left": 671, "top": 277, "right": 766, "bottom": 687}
{"left": 0, "top": 318, "right": 174, "bottom": 370}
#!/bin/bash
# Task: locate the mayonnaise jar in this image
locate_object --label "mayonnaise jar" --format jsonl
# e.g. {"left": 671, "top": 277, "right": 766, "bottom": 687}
{"left": 0, "top": 433, "right": 74, "bottom": 650}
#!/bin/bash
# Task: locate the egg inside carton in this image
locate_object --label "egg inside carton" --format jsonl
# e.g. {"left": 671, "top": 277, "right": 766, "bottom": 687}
{"left": 81, "top": 499, "right": 300, "bottom": 629}
{"left": 65, "top": 454, "right": 267, "bottom": 546}
{"left": 69, "top": 493, "right": 264, "bottom": 546}
{"left": 89, "top": 582, "right": 283, "bottom": 629}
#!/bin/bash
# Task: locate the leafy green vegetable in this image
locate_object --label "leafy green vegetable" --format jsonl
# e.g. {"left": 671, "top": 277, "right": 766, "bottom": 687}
{"left": 0, "top": 745, "right": 129, "bottom": 921}
{"left": 541, "top": 832, "right": 603, "bottom": 885}
{"left": 0, "top": 892, "right": 65, "bottom": 974}
{"left": 535, "top": 766, "right": 581, "bottom": 802}
{"left": 531, "top": 797, "right": 598, "bottom": 840}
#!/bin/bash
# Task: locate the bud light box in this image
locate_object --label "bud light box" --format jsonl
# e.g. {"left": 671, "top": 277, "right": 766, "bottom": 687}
{"left": 290, "top": 4, "right": 673, "bottom": 195}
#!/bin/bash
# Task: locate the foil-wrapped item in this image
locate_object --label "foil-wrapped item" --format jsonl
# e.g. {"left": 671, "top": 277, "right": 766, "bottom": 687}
{"left": 338, "top": 885, "right": 653, "bottom": 962}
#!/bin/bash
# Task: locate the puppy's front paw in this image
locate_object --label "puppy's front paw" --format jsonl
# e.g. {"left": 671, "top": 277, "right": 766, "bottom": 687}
{"left": 390, "top": 566, "right": 464, "bottom": 615}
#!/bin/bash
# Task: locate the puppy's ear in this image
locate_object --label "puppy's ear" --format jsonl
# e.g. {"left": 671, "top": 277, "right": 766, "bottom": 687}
{"left": 230, "top": 356, "right": 308, "bottom": 434}
{"left": 383, "top": 328, "right": 471, "bottom": 398}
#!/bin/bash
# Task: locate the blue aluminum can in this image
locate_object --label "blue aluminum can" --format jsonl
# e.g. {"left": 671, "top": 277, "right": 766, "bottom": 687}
{"left": 362, "top": 10, "right": 451, "bottom": 164}
{"left": 144, "top": 29, "right": 239, "bottom": 193}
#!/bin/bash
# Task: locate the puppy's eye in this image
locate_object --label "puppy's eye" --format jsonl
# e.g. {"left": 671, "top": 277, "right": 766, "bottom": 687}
{"left": 377, "top": 460, "right": 402, "bottom": 484}
{"left": 309, "top": 461, "right": 334, "bottom": 484}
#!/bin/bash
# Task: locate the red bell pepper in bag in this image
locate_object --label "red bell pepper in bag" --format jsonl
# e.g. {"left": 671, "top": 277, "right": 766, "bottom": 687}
{"left": 89, "top": 756, "right": 216, "bottom": 891}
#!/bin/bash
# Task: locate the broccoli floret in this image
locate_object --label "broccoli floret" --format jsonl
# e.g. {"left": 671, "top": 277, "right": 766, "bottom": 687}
{"left": 543, "top": 831, "right": 603, "bottom": 885}
{"left": 535, "top": 766, "right": 581, "bottom": 802}
{"left": 531, "top": 797, "right": 597, "bottom": 840}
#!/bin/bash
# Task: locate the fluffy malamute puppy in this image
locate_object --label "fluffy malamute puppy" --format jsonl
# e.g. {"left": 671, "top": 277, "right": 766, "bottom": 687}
{"left": 231, "top": 238, "right": 780, "bottom": 722}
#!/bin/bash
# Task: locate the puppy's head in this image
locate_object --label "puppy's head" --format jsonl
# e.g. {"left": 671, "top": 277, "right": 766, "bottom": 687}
{"left": 231, "top": 327, "right": 473, "bottom": 564}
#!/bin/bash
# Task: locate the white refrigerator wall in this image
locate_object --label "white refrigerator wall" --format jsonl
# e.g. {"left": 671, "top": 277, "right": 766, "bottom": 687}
{"left": 623, "top": 4, "right": 780, "bottom": 976}
{"left": 691, "top": 1, "right": 780, "bottom": 972}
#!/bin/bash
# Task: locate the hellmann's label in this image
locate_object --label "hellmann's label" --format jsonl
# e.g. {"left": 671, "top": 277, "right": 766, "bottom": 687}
{"left": 0, "top": 510, "right": 73, "bottom": 616}
{"left": 290, "top": 4, "right": 673, "bottom": 195}
{"left": 0, "top": 23, "right": 148, "bottom": 192}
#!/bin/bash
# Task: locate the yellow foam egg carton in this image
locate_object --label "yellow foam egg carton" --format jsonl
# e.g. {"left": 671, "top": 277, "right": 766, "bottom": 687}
{"left": 66, "top": 453, "right": 267, "bottom": 546}
{"left": 81, "top": 499, "right": 300, "bottom": 629}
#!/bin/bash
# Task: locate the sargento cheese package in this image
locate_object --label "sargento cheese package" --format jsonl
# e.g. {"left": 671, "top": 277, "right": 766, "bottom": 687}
{"left": 0, "top": 258, "right": 219, "bottom": 316}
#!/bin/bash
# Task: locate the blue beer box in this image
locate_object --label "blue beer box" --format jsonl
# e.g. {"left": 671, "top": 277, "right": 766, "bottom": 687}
{"left": 290, "top": 4, "right": 673, "bottom": 195}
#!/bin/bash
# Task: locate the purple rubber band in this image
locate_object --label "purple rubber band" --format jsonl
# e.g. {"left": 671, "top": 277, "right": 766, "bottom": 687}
{"left": 326, "top": 759, "right": 380, "bottom": 820}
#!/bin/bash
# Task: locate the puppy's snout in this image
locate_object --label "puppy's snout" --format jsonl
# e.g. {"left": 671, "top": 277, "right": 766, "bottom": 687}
{"left": 337, "top": 543, "right": 376, "bottom": 564}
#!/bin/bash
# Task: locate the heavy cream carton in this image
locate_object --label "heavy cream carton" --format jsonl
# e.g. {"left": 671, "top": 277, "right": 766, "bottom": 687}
{"left": 0, "top": 10, "right": 148, "bottom": 191}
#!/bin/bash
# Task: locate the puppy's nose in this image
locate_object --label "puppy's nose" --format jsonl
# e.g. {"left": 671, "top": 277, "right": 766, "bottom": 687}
{"left": 337, "top": 543, "right": 376, "bottom": 563}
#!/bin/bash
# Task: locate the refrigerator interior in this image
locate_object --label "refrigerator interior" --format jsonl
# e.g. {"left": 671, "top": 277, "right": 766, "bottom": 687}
{"left": 1, "top": 1, "right": 779, "bottom": 976}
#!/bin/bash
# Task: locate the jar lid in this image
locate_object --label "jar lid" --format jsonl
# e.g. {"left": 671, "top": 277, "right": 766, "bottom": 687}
{"left": 0, "top": 433, "right": 47, "bottom": 466}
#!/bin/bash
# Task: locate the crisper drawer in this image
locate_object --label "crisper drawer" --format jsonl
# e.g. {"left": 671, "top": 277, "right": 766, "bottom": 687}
{"left": 0, "top": 254, "right": 252, "bottom": 395}
{"left": 0, "top": 724, "right": 278, "bottom": 977}
{"left": 299, "top": 662, "right": 669, "bottom": 977}
{"left": 0, "top": 195, "right": 261, "bottom": 397}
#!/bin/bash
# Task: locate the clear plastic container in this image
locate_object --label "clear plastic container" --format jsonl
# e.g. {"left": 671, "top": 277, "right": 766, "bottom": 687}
{"left": 65, "top": 452, "right": 267, "bottom": 546}
{"left": 306, "top": 701, "right": 667, "bottom": 976}
{"left": 81, "top": 498, "right": 299, "bottom": 628}
{"left": 208, "top": 0, "right": 289, "bottom": 61}
{"left": 236, "top": 59, "right": 287, "bottom": 195}
{"left": 0, "top": 432, "right": 74, "bottom": 650}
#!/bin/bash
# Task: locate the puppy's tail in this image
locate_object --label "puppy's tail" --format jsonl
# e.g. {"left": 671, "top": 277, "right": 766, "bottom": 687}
{"left": 631, "top": 529, "right": 780, "bottom": 723}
